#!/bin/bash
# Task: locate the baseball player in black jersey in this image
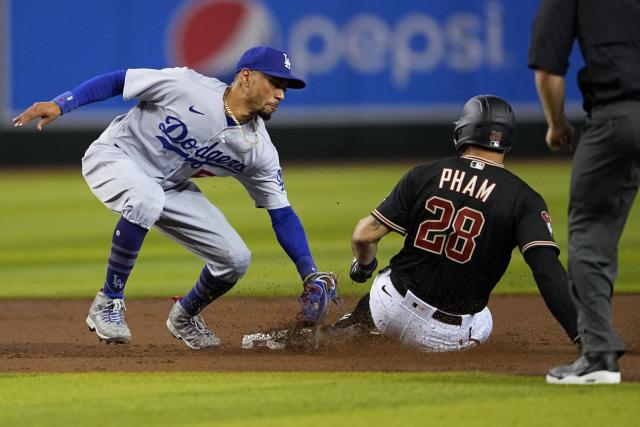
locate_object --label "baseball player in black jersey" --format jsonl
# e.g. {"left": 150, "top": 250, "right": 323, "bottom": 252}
{"left": 332, "top": 95, "right": 579, "bottom": 352}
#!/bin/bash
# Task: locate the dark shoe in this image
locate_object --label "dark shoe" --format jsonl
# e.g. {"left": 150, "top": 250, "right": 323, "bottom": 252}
{"left": 314, "top": 311, "right": 379, "bottom": 346}
{"left": 546, "top": 352, "right": 621, "bottom": 384}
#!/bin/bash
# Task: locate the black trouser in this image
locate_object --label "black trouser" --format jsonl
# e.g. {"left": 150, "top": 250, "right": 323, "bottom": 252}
{"left": 569, "top": 100, "right": 640, "bottom": 355}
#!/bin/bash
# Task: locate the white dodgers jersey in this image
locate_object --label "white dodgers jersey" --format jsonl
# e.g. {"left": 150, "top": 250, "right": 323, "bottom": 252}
{"left": 90, "top": 67, "right": 289, "bottom": 210}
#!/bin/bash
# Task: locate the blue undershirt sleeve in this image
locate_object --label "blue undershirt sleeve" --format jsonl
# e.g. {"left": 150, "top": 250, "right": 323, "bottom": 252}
{"left": 268, "top": 206, "right": 318, "bottom": 280}
{"left": 52, "top": 70, "right": 127, "bottom": 114}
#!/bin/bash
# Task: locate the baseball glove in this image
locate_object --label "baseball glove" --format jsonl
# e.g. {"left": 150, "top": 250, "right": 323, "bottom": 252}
{"left": 299, "top": 272, "right": 340, "bottom": 324}
{"left": 349, "top": 257, "right": 378, "bottom": 283}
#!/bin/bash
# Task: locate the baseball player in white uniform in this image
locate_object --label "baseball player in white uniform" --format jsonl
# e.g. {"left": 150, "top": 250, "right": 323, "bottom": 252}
{"left": 13, "top": 46, "right": 339, "bottom": 349}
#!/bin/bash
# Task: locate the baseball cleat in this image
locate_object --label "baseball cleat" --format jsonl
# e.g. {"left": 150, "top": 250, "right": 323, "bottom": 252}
{"left": 166, "top": 301, "right": 221, "bottom": 350}
{"left": 315, "top": 312, "right": 379, "bottom": 346}
{"left": 546, "top": 352, "right": 621, "bottom": 384}
{"left": 86, "top": 291, "right": 131, "bottom": 344}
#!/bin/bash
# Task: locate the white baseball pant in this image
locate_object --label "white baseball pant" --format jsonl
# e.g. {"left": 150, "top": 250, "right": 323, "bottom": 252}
{"left": 369, "top": 269, "right": 493, "bottom": 352}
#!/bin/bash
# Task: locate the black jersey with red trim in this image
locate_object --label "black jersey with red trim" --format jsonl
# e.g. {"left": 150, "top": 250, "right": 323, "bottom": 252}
{"left": 372, "top": 155, "right": 558, "bottom": 315}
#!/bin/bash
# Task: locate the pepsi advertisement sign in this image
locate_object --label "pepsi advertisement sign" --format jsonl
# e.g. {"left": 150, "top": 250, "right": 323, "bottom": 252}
{"left": 2, "top": 0, "right": 585, "bottom": 128}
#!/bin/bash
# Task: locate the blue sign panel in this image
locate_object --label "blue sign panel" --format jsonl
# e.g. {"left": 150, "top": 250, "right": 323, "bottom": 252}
{"left": 2, "top": 0, "right": 585, "bottom": 127}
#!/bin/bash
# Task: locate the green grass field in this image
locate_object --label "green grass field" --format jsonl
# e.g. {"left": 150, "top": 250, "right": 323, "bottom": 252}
{"left": 1, "top": 161, "right": 639, "bottom": 298}
{"left": 1, "top": 372, "right": 637, "bottom": 427}
{"left": 1, "top": 161, "right": 639, "bottom": 426}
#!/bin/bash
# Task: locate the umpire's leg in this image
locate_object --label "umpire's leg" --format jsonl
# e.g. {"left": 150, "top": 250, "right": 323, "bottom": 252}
{"left": 568, "top": 101, "right": 640, "bottom": 355}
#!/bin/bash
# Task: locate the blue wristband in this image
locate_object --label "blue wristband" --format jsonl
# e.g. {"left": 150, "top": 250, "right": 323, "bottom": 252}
{"left": 50, "top": 70, "right": 127, "bottom": 115}
{"left": 52, "top": 91, "right": 78, "bottom": 115}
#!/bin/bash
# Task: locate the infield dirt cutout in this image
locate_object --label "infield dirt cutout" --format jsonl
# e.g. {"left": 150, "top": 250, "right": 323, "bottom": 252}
{"left": 1, "top": 295, "right": 638, "bottom": 380}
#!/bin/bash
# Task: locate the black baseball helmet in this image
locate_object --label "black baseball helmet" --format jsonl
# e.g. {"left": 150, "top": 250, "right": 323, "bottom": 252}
{"left": 453, "top": 95, "right": 516, "bottom": 153}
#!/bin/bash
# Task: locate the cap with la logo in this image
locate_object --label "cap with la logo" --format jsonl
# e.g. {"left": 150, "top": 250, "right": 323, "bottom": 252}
{"left": 235, "top": 46, "right": 306, "bottom": 89}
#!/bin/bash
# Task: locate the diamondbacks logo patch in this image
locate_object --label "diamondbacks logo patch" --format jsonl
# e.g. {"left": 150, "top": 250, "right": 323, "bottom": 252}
{"left": 489, "top": 130, "right": 502, "bottom": 148}
{"left": 541, "top": 211, "right": 553, "bottom": 236}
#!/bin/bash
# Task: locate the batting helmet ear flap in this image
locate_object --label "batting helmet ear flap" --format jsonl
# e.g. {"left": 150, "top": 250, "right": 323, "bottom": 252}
{"left": 453, "top": 95, "right": 516, "bottom": 153}
{"left": 452, "top": 120, "right": 464, "bottom": 149}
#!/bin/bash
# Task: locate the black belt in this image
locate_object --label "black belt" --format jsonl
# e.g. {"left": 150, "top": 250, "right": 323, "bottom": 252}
{"left": 390, "top": 275, "right": 463, "bottom": 326}
{"left": 432, "top": 310, "right": 463, "bottom": 326}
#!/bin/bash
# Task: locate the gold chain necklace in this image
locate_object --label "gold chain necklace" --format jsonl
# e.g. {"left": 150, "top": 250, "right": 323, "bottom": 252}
{"left": 223, "top": 88, "right": 259, "bottom": 148}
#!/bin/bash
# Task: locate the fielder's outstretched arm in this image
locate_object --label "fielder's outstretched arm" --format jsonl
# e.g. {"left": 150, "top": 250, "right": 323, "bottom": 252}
{"left": 269, "top": 206, "right": 340, "bottom": 324}
{"left": 12, "top": 70, "right": 127, "bottom": 130}
{"left": 268, "top": 206, "right": 317, "bottom": 280}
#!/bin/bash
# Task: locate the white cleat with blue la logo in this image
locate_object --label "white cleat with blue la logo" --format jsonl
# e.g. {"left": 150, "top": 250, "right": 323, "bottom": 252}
{"left": 85, "top": 291, "right": 132, "bottom": 344}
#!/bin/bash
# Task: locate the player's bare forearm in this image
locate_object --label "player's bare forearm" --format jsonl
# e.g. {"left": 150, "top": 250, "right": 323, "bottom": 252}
{"left": 534, "top": 70, "right": 575, "bottom": 151}
{"left": 352, "top": 240, "right": 378, "bottom": 266}
{"left": 352, "top": 215, "right": 390, "bottom": 265}
{"left": 12, "top": 101, "right": 62, "bottom": 131}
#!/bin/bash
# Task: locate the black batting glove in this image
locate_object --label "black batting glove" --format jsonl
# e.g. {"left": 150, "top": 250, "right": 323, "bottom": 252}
{"left": 349, "top": 257, "right": 378, "bottom": 283}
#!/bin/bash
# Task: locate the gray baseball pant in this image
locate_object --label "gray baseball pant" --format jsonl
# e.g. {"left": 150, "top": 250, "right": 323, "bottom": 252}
{"left": 82, "top": 143, "right": 251, "bottom": 284}
{"left": 569, "top": 100, "right": 640, "bottom": 354}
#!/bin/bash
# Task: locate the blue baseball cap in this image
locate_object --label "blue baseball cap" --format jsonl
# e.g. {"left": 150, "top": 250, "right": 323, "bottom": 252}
{"left": 235, "top": 46, "right": 306, "bottom": 89}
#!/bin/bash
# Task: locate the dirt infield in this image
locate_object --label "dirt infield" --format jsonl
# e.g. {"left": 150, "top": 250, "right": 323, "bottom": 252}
{"left": 1, "top": 295, "right": 638, "bottom": 380}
